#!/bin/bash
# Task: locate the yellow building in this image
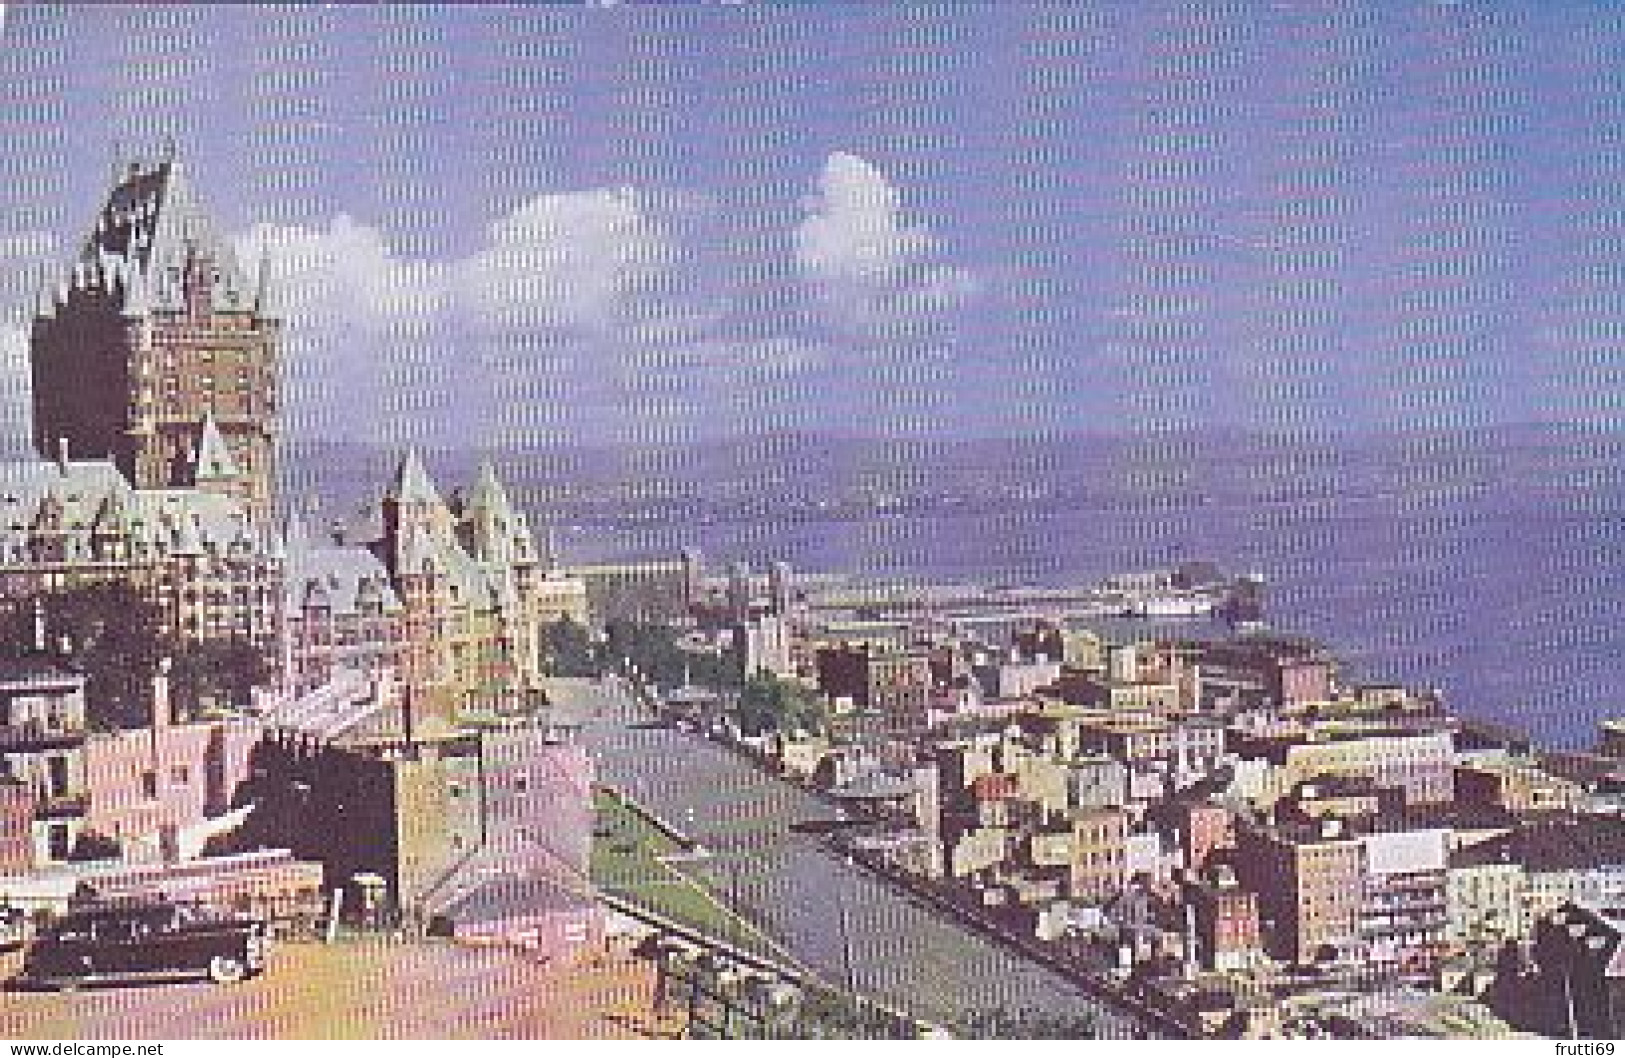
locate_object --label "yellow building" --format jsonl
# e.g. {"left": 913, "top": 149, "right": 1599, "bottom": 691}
{"left": 339, "top": 452, "right": 587, "bottom": 729}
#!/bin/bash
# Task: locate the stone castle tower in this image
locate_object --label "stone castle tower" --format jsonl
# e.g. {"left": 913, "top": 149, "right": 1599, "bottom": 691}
{"left": 29, "top": 155, "right": 280, "bottom": 523}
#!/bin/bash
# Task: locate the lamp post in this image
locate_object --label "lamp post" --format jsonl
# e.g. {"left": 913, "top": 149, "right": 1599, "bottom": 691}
{"left": 834, "top": 854, "right": 859, "bottom": 999}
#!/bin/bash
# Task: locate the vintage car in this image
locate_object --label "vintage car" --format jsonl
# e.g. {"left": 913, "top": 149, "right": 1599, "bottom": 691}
{"left": 0, "top": 905, "right": 26, "bottom": 951}
{"left": 16, "top": 901, "right": 270, "bottom": 988}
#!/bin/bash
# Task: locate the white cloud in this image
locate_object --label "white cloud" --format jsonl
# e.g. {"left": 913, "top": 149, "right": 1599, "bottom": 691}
{"left": 795, "top": 152, "right": 981, "bottom": 330}
{"left": 236, "top": 189, "right": 691, "bottom": 442}
{"left": 240, "top": 186, "right": 673, "bottom": 340}
{"left": 797, "top": 153, "right": 932, "bottom": 282}
{"left": 457, "top": 186, "right": 672, "bottom": 334}
{"left": 225, "top": 163, "right": 981, "bottom": 441}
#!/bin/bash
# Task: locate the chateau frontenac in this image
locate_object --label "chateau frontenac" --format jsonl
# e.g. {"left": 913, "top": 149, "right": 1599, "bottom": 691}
{"left": 8, "top": 153, "right": 586, "bottom": 726}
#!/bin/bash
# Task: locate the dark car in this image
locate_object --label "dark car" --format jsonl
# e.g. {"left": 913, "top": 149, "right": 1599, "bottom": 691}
{"left": 0, "top": 905, "right": 26, "bottom": 952}
{"left": 17, "top": 902, "right": 270, "bottom": 989}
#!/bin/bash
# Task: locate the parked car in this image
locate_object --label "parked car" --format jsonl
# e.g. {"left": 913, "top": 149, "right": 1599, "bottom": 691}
{"left": 0, "top": 905, "right": 26, "bottom": 951}
{"left": 16, "top": 901, "right": 270, "bottom": 988}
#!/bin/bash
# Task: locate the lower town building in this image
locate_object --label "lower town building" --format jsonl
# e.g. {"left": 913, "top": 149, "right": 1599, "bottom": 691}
{"left": 816, "top": 643, "right": 934, "bottom": 738}
{"left": 1232, "top": 728, "right": 1456, "bottom": 808}
{"left": 1070, "top": 806, "right": 1128, "bottom": 905}
{"left": 1185, "top": 860, "right": 1264, "bottom": 971}
{"left": 1446, "top": 847, "right": 1528, "bottom": 952}
{"left": 1238, "top": 818, "right": 1365, "bottom": 964}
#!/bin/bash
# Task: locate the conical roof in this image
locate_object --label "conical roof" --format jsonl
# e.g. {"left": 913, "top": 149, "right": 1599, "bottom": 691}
{"left": 388, "top": 448, "right": 444, "bottom": 507}
{"left": 468, "top": 460, "right": 516, "bottom": 521}
{"left": 194, "top": 412, "right": 240, "bottom": 481}
{"left": 255, "top": 243, "right": 277, "bottom": 319}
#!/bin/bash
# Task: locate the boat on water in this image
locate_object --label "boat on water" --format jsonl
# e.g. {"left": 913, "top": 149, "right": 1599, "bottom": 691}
{"left": 1121, "top": 594, "right": 1215, "bottom": 619}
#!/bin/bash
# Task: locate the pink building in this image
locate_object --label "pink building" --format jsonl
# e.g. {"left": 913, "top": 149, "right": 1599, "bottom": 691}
{"left": 81, "top": 673, "right": 260, "bottom": 863}
{"left": 1279, "top": 659, "right": 1333, "bottom": 708}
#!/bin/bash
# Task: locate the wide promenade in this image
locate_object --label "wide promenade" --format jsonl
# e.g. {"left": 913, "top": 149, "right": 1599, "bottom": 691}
{"left": 559, "top": 677, "right": 1163, "bottom": 1038}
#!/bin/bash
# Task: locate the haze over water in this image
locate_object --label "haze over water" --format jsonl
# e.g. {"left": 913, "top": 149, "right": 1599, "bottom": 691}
{"left": 516, "top": 427, "right": 1623, "bottom": 752}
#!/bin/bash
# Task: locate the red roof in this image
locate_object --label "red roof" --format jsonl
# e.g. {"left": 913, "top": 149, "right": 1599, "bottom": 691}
{"left": 971, "top": 773, "right": 1018, "bottom": 802}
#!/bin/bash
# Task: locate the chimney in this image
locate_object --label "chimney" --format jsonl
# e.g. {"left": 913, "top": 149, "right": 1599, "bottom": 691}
{"left": 152, "top": 657, "right": 174, "bottom": 731}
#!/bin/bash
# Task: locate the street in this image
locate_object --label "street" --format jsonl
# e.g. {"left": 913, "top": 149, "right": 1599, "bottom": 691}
{"left": 561, "top": 676, "right": 1156, "bottom": 1038}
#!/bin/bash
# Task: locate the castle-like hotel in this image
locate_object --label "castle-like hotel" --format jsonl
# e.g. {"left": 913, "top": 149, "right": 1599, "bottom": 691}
{"left": 11, "top": 154, "right": 587, "bottom": 732}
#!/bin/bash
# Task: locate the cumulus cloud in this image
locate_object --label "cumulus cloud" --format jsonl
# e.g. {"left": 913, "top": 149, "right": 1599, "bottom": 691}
{"left": 239, "top": 215, "right": 447, "bottom": 335}
{"left": 236, "top": 188, "right": 689, "bottom": 441}
{"left": 240, "top": 186, "right": 674, "bottom": 341}
{"left": 795, "top": 152, "right": 981, "bottom": 332}
{"left": 226, "top": 159, "right": 982, "bottom": 442}
{"left": 457, "top": 187, "right": 673, "bottom": 334}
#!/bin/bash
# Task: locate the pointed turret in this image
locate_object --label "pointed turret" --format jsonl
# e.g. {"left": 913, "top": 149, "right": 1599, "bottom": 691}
{"left": 255, "top": 244, "right": 277, "bottom": 320}
{"left": 119, "top": 270, "right": 150, "bottom": 318}
{"left": 465, "top": 459, "right": 537, "bottom": 566}
{"left": 172, "top": 512, "right": 203, "bottom": 557}
{"left": 193, "top": 412, "right": 241, "bottom": 482}
{"left": 382, "top": 449, "right": 455, "bottom": 577}
{"left": 389, "top": 449, "right": 444, "bottom": 508}
{"left": 33, "top": 265, "right": 55, "bottom": 320}
{"left": 469, "top": 460, "right": 515, "bottom": 517}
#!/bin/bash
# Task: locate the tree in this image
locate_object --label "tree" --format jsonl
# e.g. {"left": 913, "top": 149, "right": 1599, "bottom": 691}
{"left": 541, "top": 617, "right": 599, "bottom": 677}
{"left": 170, "top": 638, "right": 271, "bottom": 716}
{"left": 736, "top": 673, "right": 825, "bottom": 738}
{"left": 2, "top": 583, "right": 169, "bottom": 729}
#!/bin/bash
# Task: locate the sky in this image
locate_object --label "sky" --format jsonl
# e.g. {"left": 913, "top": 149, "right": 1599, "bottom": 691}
{"left": 1, "top": 2, "right": 1625, "bottom": 450}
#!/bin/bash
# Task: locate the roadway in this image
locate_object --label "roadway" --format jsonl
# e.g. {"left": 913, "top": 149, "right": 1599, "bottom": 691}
{"left": 558, "top": 677, "right": 1160, "bottom": 1038}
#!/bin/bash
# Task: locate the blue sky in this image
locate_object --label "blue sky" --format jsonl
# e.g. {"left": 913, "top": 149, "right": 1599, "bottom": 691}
{"left": 1, "top": 2, "right": 1624, "bottom": 449}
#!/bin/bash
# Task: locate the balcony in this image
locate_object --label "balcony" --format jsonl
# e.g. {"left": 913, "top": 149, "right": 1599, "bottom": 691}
{"left": 0, "top": 721, "right": 86, "bottom": 750}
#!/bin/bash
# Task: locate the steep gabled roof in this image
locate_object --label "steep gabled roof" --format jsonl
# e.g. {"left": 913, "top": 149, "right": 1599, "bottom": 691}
{"left": 388, "top": 449, "right": 445, "bottom": 508}
{"left": 67, "top": 156, "right": 256, "bottom": 317}
{"left": 193, "top": 413, "right": 240, "bottom": 482}
{"left": 467, "top": 460, "right": 517, "bottom": 523}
